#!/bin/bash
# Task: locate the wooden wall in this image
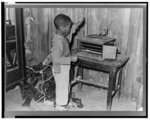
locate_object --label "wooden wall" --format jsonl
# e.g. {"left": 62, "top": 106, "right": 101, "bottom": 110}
{"left": 8, "top": 8, "right": 143, "bottom": 99}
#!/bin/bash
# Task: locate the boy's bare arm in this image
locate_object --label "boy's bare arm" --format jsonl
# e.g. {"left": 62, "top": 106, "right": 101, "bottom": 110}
{"left": 42, "top": 54, "right": 52, "bottom": 65}
{"left": 42, "top": 52, "right": 71, "bottom": 65}
{"left": 69, "top": 18, "right": 85, "bottom": 42}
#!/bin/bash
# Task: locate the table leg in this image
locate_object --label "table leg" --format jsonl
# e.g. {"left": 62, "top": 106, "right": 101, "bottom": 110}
{"left": 112, "top": 72, "right": 117, "bottom": 96}
{"left": 70, "top": 64, "right": 75, "bottom": 82}
{"left": 74, "top": 66, "right": 78, "bottom": 80}
{"left": 70, "top": 64, "right": 78, "bottom": 102}
{"left": 107, "top": 70, "right": 116, "bottom": 111}
{"left": 118, "top": 68, "right": 123, "bottom": 100}
{"left": 77, "top": 66, "right": 83, "bottom": 90}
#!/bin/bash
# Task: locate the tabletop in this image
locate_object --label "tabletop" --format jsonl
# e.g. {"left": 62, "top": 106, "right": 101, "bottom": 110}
{"left": 76, "top": 51, "right": 129, "bottom": 68}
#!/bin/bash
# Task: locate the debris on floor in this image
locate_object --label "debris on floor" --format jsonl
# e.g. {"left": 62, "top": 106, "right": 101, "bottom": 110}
{"left": 5, "top": 84, "right": 136, "bottom": 111}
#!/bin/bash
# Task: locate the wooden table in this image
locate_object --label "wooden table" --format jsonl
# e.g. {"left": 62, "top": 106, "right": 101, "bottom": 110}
{"left": 71, "top": 52, "right": 129, "bottom": 111}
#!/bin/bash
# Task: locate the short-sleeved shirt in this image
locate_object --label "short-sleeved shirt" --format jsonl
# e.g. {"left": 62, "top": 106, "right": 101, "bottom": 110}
{"left": 51, "top": 32, "right": 71, "bottom": 73}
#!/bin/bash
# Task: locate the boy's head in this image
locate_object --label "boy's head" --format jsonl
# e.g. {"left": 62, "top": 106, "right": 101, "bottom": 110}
{"left": 54, "top": 14, "right": 72, "bottom": 36}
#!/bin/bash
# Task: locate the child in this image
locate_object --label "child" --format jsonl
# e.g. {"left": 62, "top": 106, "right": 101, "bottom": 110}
{"left": 42, "top": 14, "right": 83, "bottom": 111}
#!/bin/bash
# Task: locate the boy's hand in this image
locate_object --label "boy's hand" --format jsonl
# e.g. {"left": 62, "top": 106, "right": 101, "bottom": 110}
{"left": 71, "top": 18, "right": 85, "bottom": 34}
{"left": 71, "top": 55, "right": 78, "bottom": 62}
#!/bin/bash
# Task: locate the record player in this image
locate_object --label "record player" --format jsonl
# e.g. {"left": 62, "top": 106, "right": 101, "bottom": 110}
{"left": 77, "top": 34, "right": 117, "bottom": 60}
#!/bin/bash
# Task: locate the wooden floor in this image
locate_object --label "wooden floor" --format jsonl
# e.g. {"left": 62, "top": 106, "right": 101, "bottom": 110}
{"left": 5, "top": 85, "right": 137, "bottom": 112}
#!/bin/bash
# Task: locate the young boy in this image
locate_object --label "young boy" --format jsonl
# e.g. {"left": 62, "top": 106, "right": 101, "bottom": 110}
{"left": 42, "top": 14, "right": 83, "bottom": 111}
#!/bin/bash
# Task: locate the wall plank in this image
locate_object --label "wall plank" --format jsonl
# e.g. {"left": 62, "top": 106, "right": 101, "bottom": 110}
{"left": 123, "top": 8, "right": 143, "bottom": 98}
